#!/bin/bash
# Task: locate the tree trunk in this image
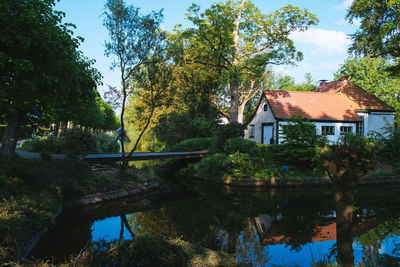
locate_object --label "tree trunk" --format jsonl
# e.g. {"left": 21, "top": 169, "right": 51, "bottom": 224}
{"left": 229, "top": 80, "right": 240, "bottom": 123}
{"left": 237, "top": 101, "right": 246, "bottom": 124}
{"left": 335, "top": 183, "right": 355, "bottom": 267}
{"left": 0, "top": 119, "right": 19, "bottom": 157}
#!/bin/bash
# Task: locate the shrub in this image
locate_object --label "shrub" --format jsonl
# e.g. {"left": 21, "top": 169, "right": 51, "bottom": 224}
{"left": 372, "top": 126, "right": 400, "bottom": 161}
{"left": 209, "top": 123, "right": 246, "bottom": 153}
{"left": 20, "top": 136, "right": 64, "bottom": 154}
{"left": 197, "top": 153, "right": 229, "bottom": 176}
{"left": 224, "top": 152, "right": 262, "bottom": 178}
{"left": 167, "top": 137, "right": 214, "bottom": 152}
{"left": 223, "top": 138, "right": 258, "bottom": 154}
{"left": 280, "top": 114, "right": 327, "bottom": 146}
{"left": 60, "top": 128, "right": 97, "bottom": 155}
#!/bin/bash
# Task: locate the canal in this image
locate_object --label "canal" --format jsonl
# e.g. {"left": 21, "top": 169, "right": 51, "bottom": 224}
{"left": 32, "top": 179, "right": 400, "bottom": 266}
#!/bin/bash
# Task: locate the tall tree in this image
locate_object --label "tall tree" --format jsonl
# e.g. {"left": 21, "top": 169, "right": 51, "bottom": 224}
{"left": 103, "top": 0, "right": 163, "bottom": 165}
{"left": 180, "top": 0, "right": 318, "bottom": 123}
{"left": 125, "top": 53, "right": 172, "bottom": 159}
{"left": 347, "top": 0, "right": 400, "bottom": 74}
{"left": 334, "top": 56, "right": 400, "bottom": 123}
{"left": 0, "top": 0, "right": 101, "bottom": 156}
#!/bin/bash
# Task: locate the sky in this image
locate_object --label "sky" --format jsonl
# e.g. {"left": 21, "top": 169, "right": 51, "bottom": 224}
{"left": 55, "top": 0, "right": 359, "bottom": 96}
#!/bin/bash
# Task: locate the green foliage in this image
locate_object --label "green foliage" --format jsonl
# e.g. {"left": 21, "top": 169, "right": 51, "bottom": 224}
{"left": 224, "top": 152, "right": 261, "bottom": 178}
{"left": 281, "top": 115, "right": 327, "bottom": 146}
{"left": 83, "top": 235, "right": 238, "bottom": 267}
{"left": 347, "top": 0, "right": 400, "bottom": 74}
{"left": 21, "top": 129, "right": 120, "bottom": 155}
{"left": 94, "top": 132, "right": 120, "bottom": 153}
{"left": 223, "top": 137, "right": 258, "bottom": 154}
{"left": 167, "top": 137, "right": 213, "bottom": 152}
{"left": 321, "top": 134, "right": 376, "bottom": 186}
{"left": 269, "top": 73, "right": 317, "bottom": 92}
{"left": 0, "top": 154, "right": 114, "bottom": 262}
{"left": 155, "top": 112, "right": 217, "bottom": 148}
{"left": 334, "top": 56, "right": 400, "bottom": 124}
{"left": 180, "top": 0, "right": 319, "bottom": 121}
{"left": 371, "top": 125, "right": 400, "bottom": 161}
{"left": 0, "top": 0, "right": 103, "bottom": 140}
{"left": 209, "top": 123, "right": 246, "bottom": 153}
{"left": 59, "top": 128, "right": 97, "bottom": 156}
{"left": 20, "top": 135, "right": 64, "bottom": 154}
{"left": 197, "top": 153, "right": 229, "bottom": 177}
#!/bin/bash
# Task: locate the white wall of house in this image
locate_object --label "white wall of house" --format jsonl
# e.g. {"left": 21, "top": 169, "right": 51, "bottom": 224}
{"left": 366, "top": 112, "right": 394, "bottom": 136}
{"left": 244, "top": 98, "right": 276, "bottom": 144}
{"left": 277, "top": 121, "right": 357, "bottom": 144}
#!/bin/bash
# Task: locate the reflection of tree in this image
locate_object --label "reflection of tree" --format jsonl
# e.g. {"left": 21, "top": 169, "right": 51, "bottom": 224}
{"left": 236, "top": 219, "right": 272, "bottom": 266}
{"left": 356, "top": 219, "right": 400, "bottom": 266}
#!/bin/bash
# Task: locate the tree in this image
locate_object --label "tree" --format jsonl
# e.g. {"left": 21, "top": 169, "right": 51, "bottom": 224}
{"left": 103, "top": 0, "right": 163, "bottom": 166}
{"left": 269, "top": 72, "right": 317, "bottom": 92}
{"left": 0, "top": 0, "right": 101, "bottom": 156}
{"left": 347, "top": 0, "right": 400, "bottom": 74}
{"left": 180, "top": 0, "right": 318, "bottom": 123}
{"left": 334, "top": 56, "right": 400, "bottom": 123}
{"left": 125, "top": 53, "right": 172, "bottom": 160}
{"left": 321, "top": 134, "right": 376, "bottom": 267}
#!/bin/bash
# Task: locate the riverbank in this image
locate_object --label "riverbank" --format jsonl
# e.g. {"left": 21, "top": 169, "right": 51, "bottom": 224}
{"left": 195, "top": 173, "right": 400, "bottom": 186}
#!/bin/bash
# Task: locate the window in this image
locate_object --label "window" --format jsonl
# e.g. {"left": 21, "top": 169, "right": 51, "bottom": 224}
{"left": 264, "top": 104, "right": 268, "bottom": 111}
{"left": 321, "top": 126, "right": 335, "bottom": 135}
{"left": 249, "top": 125, "right": 255, "bottom": 138}
{"left": 357, "top": 121, "right": 364, "bottom": 135}
{"left": 340, "top": 126, "right": 352, "bottom": 135}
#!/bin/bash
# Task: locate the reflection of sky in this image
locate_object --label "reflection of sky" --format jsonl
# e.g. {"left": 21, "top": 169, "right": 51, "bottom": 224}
{"left": 91, "top": 217, "right": 134, "bottom": 242}
{"left": 90, "top": 215, "right": 400, "bottom": 266}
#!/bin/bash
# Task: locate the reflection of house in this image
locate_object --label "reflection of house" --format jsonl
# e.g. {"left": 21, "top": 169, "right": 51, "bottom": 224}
{"left": 244, "top": 77, "right": 395, "bottom": 144}
{"left": 254, "top": 214, "right": 378, "bottom": 246}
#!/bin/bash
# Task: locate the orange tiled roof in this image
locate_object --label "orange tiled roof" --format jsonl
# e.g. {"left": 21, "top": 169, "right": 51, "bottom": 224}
{"left": 315, "top": 80, "right": 395, "bottom": 112}
{"left": 263, "top": 90, "right": 362, "bottom": 121}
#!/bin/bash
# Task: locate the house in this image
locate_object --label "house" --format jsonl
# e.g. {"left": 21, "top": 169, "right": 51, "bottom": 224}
{"left": 244, "top": 76, "right": 395, "bottom": 144}
{"left": 217, "top": 109, "right": 230, "bottom": 125}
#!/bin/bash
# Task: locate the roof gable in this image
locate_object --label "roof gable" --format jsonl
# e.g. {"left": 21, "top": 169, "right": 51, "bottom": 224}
{"left": 263, "top": 90, "right": 362, "bottom": 121}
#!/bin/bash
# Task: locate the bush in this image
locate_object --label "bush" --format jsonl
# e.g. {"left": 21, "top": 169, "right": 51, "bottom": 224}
{"left": 197, "top": 153, "right": 229, "bottom": 176}
{"left": 60, "top": 128, "right": 97, "bottom": 155}
{"left": 20, "top": 128, "right": 120, "bottom": 155}
{"left": 224, "top": 152, "right": 262, "bottom": 178}
{"left": 223, "top": 138, "right": 258, "bottom": 154}
{"left": 281, "top": 115, "right": 327, "bottom": 146}
{"left": 167, "top": 137, "right": 214, "bottom": 152}
{"left": 372, "top": 126, "right": 400, "bottom": 161}
{"left": 209, "top": 123, "right": 246, "bottom": 153}
{"left": 20, "top": 135, "right": 64, "bottom": 154}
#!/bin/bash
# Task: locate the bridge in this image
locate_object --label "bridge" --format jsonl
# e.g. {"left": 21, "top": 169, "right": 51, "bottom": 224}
{"left": 80, "top": 150, "right": 208, "bottom": 164}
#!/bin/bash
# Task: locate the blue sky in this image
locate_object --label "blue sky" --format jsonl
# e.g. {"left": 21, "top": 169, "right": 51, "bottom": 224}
{"left": 55, "top": 0, "right": 359, "bottom": 95}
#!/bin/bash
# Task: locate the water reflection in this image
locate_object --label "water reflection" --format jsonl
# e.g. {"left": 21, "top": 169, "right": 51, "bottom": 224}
{"left": 33, "top": 183, "right": 400, "bottom": 266}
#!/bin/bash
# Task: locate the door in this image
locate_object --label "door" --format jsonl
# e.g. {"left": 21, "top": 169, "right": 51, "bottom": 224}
{"left": 262, "top": 124, "right": 273, "bottom": 144}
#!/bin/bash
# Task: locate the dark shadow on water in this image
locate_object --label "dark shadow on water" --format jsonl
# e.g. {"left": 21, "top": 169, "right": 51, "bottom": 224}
{"left": 31, "top": 180, "right": 400, "bottom": 265}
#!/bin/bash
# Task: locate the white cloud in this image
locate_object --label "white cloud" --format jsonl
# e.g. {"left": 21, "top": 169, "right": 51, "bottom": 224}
{"left": 333, "top": 0, "right": 353, "bottom": 10}
{"left": 290, "top": 28, "right": 352, "bottom": 56}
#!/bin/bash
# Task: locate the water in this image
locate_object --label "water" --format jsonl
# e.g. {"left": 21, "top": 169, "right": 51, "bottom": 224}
{"left": 33, "top": 181, "right": 400, "bottom": 266}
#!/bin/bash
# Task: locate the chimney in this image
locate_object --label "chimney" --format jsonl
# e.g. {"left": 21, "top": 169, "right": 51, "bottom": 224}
{"left": 319, "top": 79, "right": 328, "bottom": 87}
